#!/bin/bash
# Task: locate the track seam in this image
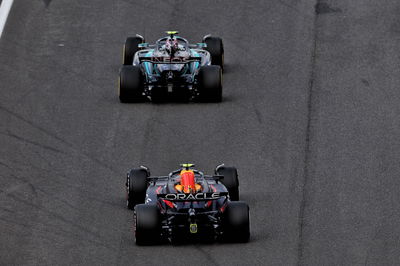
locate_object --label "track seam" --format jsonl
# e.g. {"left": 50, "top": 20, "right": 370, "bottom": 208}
{"left": 296, "top": 0, "right": 320, "bottom": 265}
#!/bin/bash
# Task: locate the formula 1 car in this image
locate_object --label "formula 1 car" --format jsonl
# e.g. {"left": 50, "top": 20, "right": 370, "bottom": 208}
{"left": 125, "top": 164, "right": 249, "bottom": 245}
{"left": 119, "top": 31, "right": 224, "bottom": 103}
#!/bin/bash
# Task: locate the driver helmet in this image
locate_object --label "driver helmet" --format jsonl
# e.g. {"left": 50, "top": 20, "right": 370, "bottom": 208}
{"left": 176, "top": 169, "right": 201, "bottom": 193}
{"left": 165, "top": 38, "right": 179, "bottom": 55}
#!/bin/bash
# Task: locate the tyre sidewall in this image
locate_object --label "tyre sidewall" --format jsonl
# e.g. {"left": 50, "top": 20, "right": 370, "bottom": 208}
{"left": 204, "top": 36, "right": 224, "bottom": 69}
{"left": 134, "top": 204, "right": 160, "bottom": 245}
{"left": 127, "top": 168, "right": 148, "bottom": 209}
{"left": 216, "top": 166, "right": 239, "bottom": 200}
{"left": 119, "top": 66, "right": 144, "bottom": 103}
{"left": 123, "top": 36, "right": 144, "bottom": 65}
{"left": 224, "top": 201, "right": 250, "bottom": 242}
{"left": 197, "top": 65, "right": 222, "bottom": 102}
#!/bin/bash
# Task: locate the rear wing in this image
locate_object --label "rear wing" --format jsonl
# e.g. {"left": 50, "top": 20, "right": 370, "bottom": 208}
{"left": 138, "top": 56, "right": 201, "bottom": 64}
{"left": 157, "top": 192, "right": 228, "bottom": 201}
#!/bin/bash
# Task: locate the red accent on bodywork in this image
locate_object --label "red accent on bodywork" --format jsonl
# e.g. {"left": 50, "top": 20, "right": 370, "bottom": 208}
{"left": 206, "top": 200, "right": 212, "bottom": 208}
{"left": 210, "top": 184, "right": 217, "bottom": 192}
{"left": 220, "top": 203, "right": 227, "bottom": 213}
{"left": 163, "top": 199, "right": 175, "bottom": 208}
{"left": 156, "top": 186, "right": 162, "bottom": 194}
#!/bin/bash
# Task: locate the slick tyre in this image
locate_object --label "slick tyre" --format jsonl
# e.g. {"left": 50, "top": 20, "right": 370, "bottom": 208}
{"left": 123, "top": 36, "right": 144, "bottom": 65}
{"left": 134, "top": 204, "right": 160, "bottom": 245}
{"left": 203, "top": 36, "right": 224, "bottom": 70}
{"left": 126, "top": 168, "right": 148, "bottom": 210}
{"left": 224, "top": 201, "right": 250, "bottom": 243}
{"left": 198, "top": 65, "right": 222, "bottom": 102}
{"left": 215, "top": 166, "right": 239, "bottom": 201}
{"left": 119, "top": 66, "right": 144, "bottom": 103}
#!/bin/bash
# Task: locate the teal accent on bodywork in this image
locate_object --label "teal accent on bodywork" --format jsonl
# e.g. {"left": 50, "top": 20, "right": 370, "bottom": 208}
{"left": 143, "top": 50, "right": 153, "bottom": 76}
{"left": 138, "top": 43, "right": 149, "bottom": 48}
{"left": 197, "top": 43, "right": 207, "bottom": 48}
{"left": 191, "top": 50, "right": 200, "bottom": 74}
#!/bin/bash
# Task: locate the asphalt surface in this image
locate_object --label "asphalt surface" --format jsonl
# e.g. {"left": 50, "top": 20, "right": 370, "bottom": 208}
{"left": 1, "top": 0, "right": 400, "bottom": 265}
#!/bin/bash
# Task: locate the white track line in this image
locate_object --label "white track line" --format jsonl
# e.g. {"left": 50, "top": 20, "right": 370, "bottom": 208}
{"left": 0, "top": 0, "right": 14, "bottom": 39}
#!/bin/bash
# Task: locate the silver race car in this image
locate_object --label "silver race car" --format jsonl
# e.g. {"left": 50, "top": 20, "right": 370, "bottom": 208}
{"left": 119, "top": 31, "right": 224, "bottom": 103}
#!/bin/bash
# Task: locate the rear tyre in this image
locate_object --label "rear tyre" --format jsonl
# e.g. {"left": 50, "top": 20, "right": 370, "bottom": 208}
{"left": 134, "top": 204, "right": 160, "bottom": 245}
{"left": 123, "top": 36, "right": 144, "bottom": 65}
{"left": 126, "top": 168, "right": 149, "bottom": 210}
{"left": 203, "top": 36, "right": 224, "bottom": 70}
{"left": 119, "top": 66, "right": 145, "bottom": 103}
{"left": 197, "top": 65, "right": 222, "bottom": 102}
{"left": 224, "top": 201, "right": 250, "bottom": 243}
{"left": 215, "top": 165, "right": 239, "bottom": 201}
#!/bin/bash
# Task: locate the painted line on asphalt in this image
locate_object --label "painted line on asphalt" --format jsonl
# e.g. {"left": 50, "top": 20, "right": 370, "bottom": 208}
{"left": 0, "top": 0, "right": 14, "bottom": 39}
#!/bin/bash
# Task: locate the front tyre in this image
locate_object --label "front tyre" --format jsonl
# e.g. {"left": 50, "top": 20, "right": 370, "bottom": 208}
{"left": 119, "top": 66, "right": 145, "bottom": 103}
{"left": 215, "top": 165, "right": 239, "bottom": 201}
{"left": 123, "top": 36, "right": 144, "bottom": 65}
{"left": 224, "top": 201, "right": 250, "bottom": 243}
{"left": 126, "top": 168, "right": 148, "bottom": 209}
{"left": 134, "top": 204, "right": 160, "bottom": 245}
{"left": 197, "top": 65, "right": 222, "bottom": 102}
{"left": 203, "top": 36, "right": 224, "bottom": 70}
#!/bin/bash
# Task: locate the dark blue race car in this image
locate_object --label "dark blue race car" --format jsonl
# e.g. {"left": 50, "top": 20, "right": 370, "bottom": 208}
{"left": 125, "top": 164, "right": 250, "bottom": 245}
{"left": 119, "top": 31, "right": 224, "bottom": 103}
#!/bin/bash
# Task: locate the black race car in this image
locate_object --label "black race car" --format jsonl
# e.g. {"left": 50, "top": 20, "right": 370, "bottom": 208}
{"left": 125, "top": 164, "right": 250, "bottom": 245}
{"left": 119, "top": 31, "right": 224, "bottom": 103}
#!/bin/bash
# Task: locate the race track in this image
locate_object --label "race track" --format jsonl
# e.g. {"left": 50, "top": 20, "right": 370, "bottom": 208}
{"left": 1, "top": 0, "right": 400, "bottom": 265}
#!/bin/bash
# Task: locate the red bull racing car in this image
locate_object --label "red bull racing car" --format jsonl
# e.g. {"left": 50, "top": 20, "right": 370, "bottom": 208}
{"left": 125, "top": 164, "right": 250, "bottom": 245}
{"left": 119, "top": 31, "right": 223, "bottom": 103}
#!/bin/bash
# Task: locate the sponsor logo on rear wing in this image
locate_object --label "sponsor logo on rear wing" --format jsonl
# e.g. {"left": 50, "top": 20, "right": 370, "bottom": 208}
{"left": 138, "top": 56, "right": 201, "bottom": 64}
{"left": 157, "top": 192, "right": 228, "bottom": 201}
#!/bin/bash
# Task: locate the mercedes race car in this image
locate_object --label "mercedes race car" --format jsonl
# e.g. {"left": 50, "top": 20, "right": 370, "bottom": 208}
{"left": 119, "top": 31, "right": 224, "bottom": 103}
{"left": 125, "top": 164, "right": 250, "bottom": 245}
